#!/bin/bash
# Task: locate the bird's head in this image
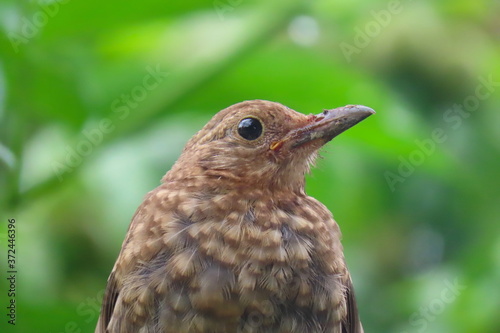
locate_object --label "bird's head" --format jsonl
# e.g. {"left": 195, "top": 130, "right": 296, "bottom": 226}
{"left": 165, "top": 100, "right": 374, "bottom": 193}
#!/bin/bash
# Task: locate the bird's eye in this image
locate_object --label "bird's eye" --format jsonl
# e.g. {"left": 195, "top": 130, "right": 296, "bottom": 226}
{"left": 238, "top": 117, "right": 263, "bottom": 140}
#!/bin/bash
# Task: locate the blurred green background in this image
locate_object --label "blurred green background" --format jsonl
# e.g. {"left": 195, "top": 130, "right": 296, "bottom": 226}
{"left": 1, "top": 0, "right": 499, "bottom": 332}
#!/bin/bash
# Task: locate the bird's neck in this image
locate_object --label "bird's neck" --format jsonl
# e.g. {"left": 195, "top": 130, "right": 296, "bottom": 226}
{"left": 162, "top": 163, "right": 307, "bottom": 195}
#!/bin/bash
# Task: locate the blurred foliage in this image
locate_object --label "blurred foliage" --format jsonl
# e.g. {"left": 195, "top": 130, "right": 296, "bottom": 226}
{"left": 0, "top": 0, "right": 499, "bottom": 332}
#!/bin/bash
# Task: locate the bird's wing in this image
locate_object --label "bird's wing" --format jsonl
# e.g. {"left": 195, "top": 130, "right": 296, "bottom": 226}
{"left": 342, "top": 277, "right": 363, "bottom": 333}
{"left": 95, "top": 271, "right": 119, "bottom": 333}
{"left": 95, "top": 191, "right": 159, "bottom": 333}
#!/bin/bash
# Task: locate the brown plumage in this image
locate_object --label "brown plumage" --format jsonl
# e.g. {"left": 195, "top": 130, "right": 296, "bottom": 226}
{"left": 95, "top": 100, "right": 374, "bottom": 333}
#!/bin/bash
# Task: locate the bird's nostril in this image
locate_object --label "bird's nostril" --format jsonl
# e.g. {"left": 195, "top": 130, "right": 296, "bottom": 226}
{"left": 313, "top": 110, "right": 329, "bottom": 122}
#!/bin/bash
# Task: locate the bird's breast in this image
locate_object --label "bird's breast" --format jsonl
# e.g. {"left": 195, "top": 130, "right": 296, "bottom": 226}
{"left": 117, "top": 185, "right": 349, "bottom": 332}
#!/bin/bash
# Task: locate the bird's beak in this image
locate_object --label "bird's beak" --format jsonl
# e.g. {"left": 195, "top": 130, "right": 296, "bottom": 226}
{"left": 285, "top": 105, "right": 375, "bottom": 149}
{"left": 269, "top": 105, "right": 375, "bottom": 151}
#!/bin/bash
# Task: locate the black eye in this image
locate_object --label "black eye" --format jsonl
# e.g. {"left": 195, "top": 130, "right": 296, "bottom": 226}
{"left": 238, "top": 118, "right": 263, "bottom": 140}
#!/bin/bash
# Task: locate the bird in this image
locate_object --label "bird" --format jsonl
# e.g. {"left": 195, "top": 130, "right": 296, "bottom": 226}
{"left": 95, "top": 99, "right": 374, "bottom": 333}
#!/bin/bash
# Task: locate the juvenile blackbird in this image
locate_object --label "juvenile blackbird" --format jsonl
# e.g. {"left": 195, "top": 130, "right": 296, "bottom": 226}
{"left": 96, "top": 100, "right": 374, "bottom": 333}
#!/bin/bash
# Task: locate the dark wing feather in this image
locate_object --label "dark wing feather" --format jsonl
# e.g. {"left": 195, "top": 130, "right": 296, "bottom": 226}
{"left": 95, "top": 204, "right": 147, "bottom": 333}
{"left": 96, "top": 271, "right": 119, "bottom": 333}
{"left": 342, "top": 278, "right": 363, "bottom": 333}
